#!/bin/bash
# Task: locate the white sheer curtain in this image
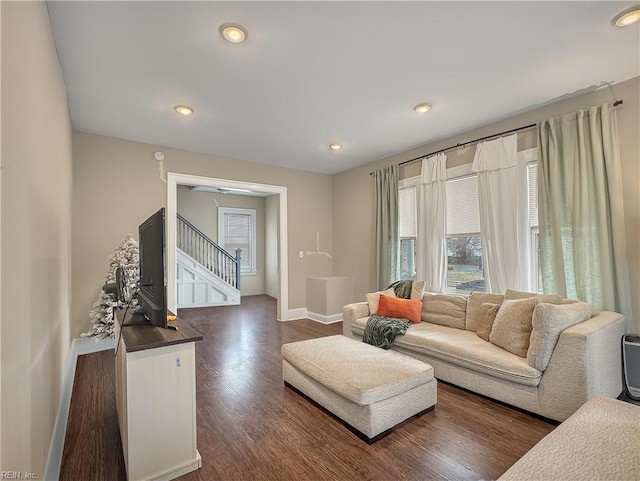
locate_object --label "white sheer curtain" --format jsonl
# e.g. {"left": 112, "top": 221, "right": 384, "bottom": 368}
{"left": 416, "top": 153, "right": 447, "bottom": 292}
{"left": 538, "top": 104, "right": 632, "bottom": 324}
{"left": 472, "top": 134, "right": 528, "bottom": 293}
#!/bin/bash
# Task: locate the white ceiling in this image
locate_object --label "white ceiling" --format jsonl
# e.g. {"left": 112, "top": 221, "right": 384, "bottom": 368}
{"left": 48, "top": 1, "right": 640, "bottom": 175}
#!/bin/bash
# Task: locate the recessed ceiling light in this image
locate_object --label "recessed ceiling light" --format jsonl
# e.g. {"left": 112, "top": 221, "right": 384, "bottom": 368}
{"left": 173, "top": 105, "right": 194, "bottom": 116}
{"left": 413, "top": 103, "right": 432, "bottom": 113}
{"left": 615, "top": 8, "right": 640, "bottom": 26}
{"left": 220, "top": 23, "right": 247, "bottom": 43}
{"left": 329, "top": 143, "right": 342, "bottom": 151}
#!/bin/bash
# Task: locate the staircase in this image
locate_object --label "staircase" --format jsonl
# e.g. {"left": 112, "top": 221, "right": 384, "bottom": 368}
{"left": 176, "top": 213, "right": 242, "bottom": 307}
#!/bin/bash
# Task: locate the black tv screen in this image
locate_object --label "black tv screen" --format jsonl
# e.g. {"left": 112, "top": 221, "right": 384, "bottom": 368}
{"left": 137, "top": 207, "right": 167, "bottom": 328}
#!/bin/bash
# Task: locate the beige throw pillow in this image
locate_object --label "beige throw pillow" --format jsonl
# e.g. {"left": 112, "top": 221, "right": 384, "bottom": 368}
{"left": 465, "top": 292, "right": 504, "bottom": 331}
{"left": 410, "top": 280, "right": 427, "bottom": 300}
{"left": 476, "top": 302, "right": 501, "bottom": 341}
{"left": 489, "top": 297, "right": 541, "bottom": 358}
{"left": 365, "top": 288, "right": 396, "bottom": 315}
{"left": 422, "top": 292, "right": 467, "bottom": 329}
{"left": 527, "top": 302, "right": 593, "bottom": 371}
{"left": 561, "top": 298, "right": 579, "bottom": 305}
{"left": 504, "top": 289, "right": 563, "bottom": 305}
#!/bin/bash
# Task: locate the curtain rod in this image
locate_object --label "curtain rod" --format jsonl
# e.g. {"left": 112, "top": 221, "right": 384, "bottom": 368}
{"left": 370, "top": 123, "right": 536, "bottom": 175}
{"left": 397, "top": 123, "right": 537, "bottom": 167}
{"left": 369, "top": 98, "right": 624, "bottom": 176}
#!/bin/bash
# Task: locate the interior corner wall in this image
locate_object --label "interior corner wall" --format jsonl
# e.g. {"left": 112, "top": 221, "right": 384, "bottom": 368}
{"left": 72, "top": 133, "right": 333, "bottom": 336}
{"left": 176, "top": 186, "right": 266, "bottom": 296}
{"left": 1, "top": 2, "right": 73, "bottom": 477}
{"left": 333, "top": 76, "right": 640, "bottom": 332}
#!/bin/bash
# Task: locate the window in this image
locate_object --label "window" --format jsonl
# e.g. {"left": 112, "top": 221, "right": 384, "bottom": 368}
{"left": 396, "top": 148, "right": 539, "bottom": 294}
{"left": 218, "top": 207, "right": 256, "bottom": 274}
{"left": 528, "top": 162, "right": 542, "bottom": 292}
{"left": 397, "top": 169, "right": 485, "bottom": 291}
{"left": 398, "top": 183, "right": 417, "bottom": 280}
{"left": 445, "top": 171, "right": 484, "bottom": 292}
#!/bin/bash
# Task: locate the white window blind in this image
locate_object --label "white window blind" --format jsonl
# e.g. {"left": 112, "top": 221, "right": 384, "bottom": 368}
{"left": 218, "top": 207, "right": 256, "bottom": 273}
{"left": 446, "top": 175, "right": 480, "bottom": 234}
{"left": 399, "top": 186, "right": 416, "bottom": 237}
{"left": 528, "top": 163, "right": 538, "bottom": 227}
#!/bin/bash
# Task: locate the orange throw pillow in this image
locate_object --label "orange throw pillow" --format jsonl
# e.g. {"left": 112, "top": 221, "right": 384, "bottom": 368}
{"left": 377, "top": 294, "right": 422, "bottom": 324}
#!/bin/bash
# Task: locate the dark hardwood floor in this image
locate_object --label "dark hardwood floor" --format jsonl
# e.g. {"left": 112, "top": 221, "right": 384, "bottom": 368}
{"left": 59, "top": 345, "right": 126, "bottom": 480}
{"left": 60, "top": 295, "right": 555, "bottom": 480}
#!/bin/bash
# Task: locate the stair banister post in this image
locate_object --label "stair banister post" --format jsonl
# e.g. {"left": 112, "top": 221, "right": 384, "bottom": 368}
{"left": 235, "top": 248, "right": 242, "bottom": 290}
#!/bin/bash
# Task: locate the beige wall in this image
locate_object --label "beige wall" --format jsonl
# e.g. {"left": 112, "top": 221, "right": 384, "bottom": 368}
{"left": 333, "top": 76, "right": 640, "bottom": 332}
{"left": 176, "top": 185, "right": 219, "bottom": 241}
{"left": 72, "top": 133, "right": 333, "bottom": 337}
{"left": 1, "top": 2, "right": 73, "bottom": 476}
{"left": 176, "top": 186, "right": 266, "bottom": 296}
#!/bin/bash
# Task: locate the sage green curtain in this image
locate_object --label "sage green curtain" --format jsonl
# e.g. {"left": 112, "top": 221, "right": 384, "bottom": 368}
{"left": 374, "top": 165, "right": 399, "bottom": 290}
{"left": 538, "top": 104, "right": 632, "bottom": 324}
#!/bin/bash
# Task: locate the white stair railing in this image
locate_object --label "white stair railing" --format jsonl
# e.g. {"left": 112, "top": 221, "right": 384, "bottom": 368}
{"left": 176, "top": 213, "right": 241, "bottom": 290}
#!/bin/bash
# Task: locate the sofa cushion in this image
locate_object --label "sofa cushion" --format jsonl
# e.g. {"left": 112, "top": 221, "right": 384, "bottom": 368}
{"left": 490, "top": 297, "right": 541, "bottom": 358}
{"left": 476, "top": 302, "right": 501, "bottom": 341}
{"left": 410, "top": 280, "right": 427, "bottom": 300}
{"left": 504, "top": 289, "right": 563, "bottom": 305}
{"left": 465, "top": 292, "right": 504, "bottom": 331}
{"left": 422, "top": 292, "right": 467, "bottom": 329}
{"left": 377, "top": 294, "right": 422, "bottom": 324}
{"left": 351, "top": 318, "right": 542, "bottom": 387}
{"left": 527, "top": 301, "right": 593, "bottom": 371}
{"left": 365, "top": 287, "right": 396, "bottom": 315}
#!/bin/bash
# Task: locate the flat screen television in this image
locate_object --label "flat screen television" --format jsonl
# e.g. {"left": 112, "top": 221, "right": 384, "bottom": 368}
{"left": 137, "top": 207, "right": 167, "bottom": 329}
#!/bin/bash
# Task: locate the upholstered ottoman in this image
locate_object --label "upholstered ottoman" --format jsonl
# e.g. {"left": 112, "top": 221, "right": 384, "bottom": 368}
{"left": 281, "top": 335, "right": 437, "bottom": 441}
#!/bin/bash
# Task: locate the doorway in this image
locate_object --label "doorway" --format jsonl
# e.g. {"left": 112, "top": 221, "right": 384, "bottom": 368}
{"left": 166, "top": 173, "right": 289, "bottom": 321}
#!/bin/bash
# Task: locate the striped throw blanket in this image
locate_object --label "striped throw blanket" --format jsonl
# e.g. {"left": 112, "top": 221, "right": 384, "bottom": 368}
{"left": 386, "top": 279, "right": 414, "bottom": 299}
{"left": 363, "top": 315, "right": 411, "bottom": 350}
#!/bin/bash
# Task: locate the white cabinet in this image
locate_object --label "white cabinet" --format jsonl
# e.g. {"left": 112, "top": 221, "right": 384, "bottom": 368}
{"left": 115, "top": 311, "right": 202, "bottom": 480}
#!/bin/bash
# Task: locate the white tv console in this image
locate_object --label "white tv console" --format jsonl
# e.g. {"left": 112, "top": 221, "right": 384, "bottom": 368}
{"left": 115, "top": 310, "right": 203, "bottom": 480}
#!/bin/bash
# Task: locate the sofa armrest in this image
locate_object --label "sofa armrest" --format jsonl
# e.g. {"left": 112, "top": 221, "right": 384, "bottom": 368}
{"left": 539, "top": 310, "right": 625, "bottom": 421}
{"left": 342, "top": 302, "right": 370, "bottom": 337}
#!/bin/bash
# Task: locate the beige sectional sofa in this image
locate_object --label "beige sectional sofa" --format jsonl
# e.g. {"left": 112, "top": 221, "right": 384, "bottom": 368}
{"left": 342, "top": 289, "right": 625, "bottom": 421}
{"left": 498, "top": 396, "right": 640, "bottom": 480}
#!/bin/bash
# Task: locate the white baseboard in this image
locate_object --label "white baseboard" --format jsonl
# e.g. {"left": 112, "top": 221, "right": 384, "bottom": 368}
{"left": 286, "top": 308, "right": 342, "bottom": 324}
{"left": 44, "top": 336, "right": 115, "bottom": 481}
{"left": 306, "top": 311, "right": 343, "bottom": 324}
{"left": 287, "top": 308, "right": 308, "bottom": 321}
